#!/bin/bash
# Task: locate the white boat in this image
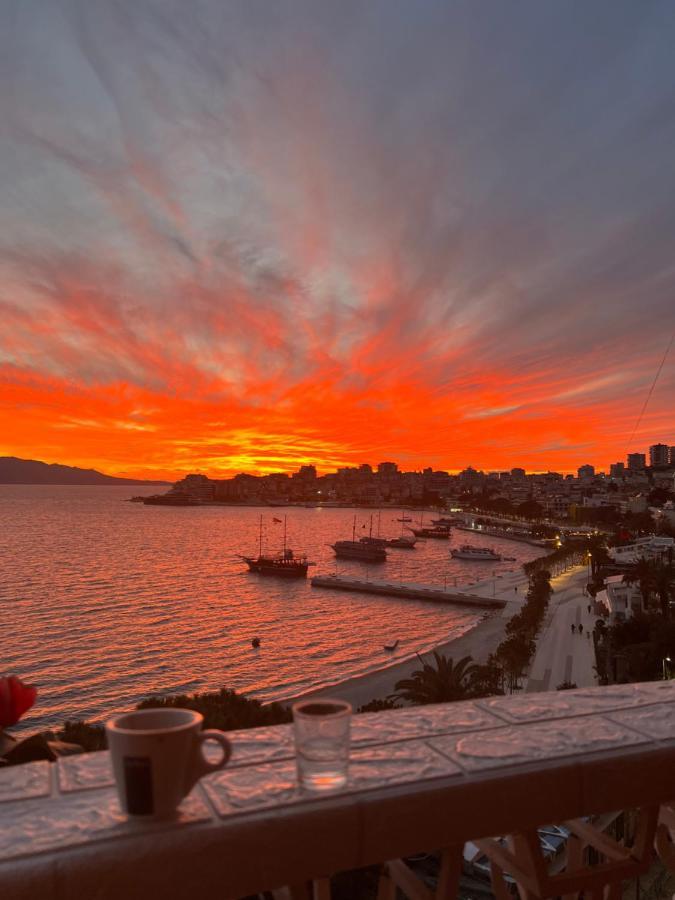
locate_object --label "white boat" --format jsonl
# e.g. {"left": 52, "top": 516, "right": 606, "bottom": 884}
{"left": 451, "top": 545, "right": 502, "bottom": 561}
{"left": 384, "top": 640, "right": 399, "bottom": 651}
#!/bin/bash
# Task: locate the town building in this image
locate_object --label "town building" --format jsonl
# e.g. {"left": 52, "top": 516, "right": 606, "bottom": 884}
{"left": 649, "top": 443, "right": 670, "bottom": 468}
{"left": 627, "top": 453, "right": 646, "bottom": 470}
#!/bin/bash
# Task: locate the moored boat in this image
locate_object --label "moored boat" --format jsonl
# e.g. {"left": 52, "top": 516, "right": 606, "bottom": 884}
{"left": 388, "top": 535, "right": 417, "bottom": 548}
{"left": 241, "top": 516, "right": 314, "bottom": 577}
{"left": 450, "top": 544, "right": 502, "bottom": 561}
{"left": 332, "top": 540, "right": 387, "bottom": 561}
{"left": 333, "top": 516, "right": 388, "bottom": 561}
{"left": 407, "top": 526, "right": 450, "bottom": 539}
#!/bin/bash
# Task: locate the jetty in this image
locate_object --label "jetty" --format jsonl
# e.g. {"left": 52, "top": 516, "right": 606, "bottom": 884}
{"left": 310, "top": 574, "right": 505, "bottom": 609}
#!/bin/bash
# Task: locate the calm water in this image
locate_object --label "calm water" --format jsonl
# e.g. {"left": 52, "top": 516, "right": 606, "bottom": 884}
{"left": 0, "top": 485, "right": 542, "bottom": 730}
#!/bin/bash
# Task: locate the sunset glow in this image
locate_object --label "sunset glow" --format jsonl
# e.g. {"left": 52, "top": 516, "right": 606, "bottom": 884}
{"left": 2, "top": 2, "right": 674, "bottom": 479}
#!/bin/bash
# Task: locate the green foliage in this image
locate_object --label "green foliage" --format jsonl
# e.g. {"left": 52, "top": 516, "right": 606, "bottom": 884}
{"left": 357, "top": 697, "right": 400, "bottom": 713}
{"left": 137, "top": 688, "right": 292, "bottom": 731}
{"left": 57, "top": 720, "right": 107, "bottom": 751}
{"left": 390, "top": 653, "right": 478, "bottom": 705}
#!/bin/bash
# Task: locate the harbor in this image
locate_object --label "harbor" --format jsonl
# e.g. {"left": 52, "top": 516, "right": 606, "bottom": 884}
{"left": 310, "top": 573, "right": 507, "bottom": 608}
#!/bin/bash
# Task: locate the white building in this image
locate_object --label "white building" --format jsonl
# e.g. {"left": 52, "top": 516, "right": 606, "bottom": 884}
{"left": 596, "top": 575, "right": 644, "bottom": 624}
{"left": 609, "top": 535, "right": 675, "bottom": 565}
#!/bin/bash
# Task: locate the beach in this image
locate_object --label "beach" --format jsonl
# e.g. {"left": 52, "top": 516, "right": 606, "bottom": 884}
{"left": 283, "top": 568, "right": 531, "bottom": 709}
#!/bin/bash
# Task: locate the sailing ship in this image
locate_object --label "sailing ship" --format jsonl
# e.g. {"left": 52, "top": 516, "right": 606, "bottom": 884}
{"left": 332, "top": 517, "right": 387, "bottom": 561}
{"left": 241, "top": 516, "right": 314, "bottom": 577}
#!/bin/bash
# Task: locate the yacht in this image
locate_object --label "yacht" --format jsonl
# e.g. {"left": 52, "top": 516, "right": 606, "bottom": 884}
{"left": 407, "top": 525, "right": 450, "bottom": 539}
{"left": 451, "top": 545, "right": 502, "bottom": 561}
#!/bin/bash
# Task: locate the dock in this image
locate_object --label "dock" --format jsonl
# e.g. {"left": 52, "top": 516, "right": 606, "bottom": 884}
{"left": 310, "top": 574, "right": 506, "bottom": 609}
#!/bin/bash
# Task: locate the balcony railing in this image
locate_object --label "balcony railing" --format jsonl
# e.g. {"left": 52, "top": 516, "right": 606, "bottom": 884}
{"left": 3, "top": 681, "right": 675, "bottom": 899}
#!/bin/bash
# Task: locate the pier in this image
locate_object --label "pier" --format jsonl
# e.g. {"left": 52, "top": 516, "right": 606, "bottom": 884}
{"left": 310, "top": 574, "right": 506, "bottom": 609}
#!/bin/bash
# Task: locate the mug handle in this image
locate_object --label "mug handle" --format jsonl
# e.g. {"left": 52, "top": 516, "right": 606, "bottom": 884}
{"left": 186, "top": 730, "right": 232, "bottom": 792}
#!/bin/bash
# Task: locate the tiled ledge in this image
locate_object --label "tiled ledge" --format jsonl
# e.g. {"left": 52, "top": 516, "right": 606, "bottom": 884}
{"left": 2, "top": 681, "right": 675, "bottom": 900}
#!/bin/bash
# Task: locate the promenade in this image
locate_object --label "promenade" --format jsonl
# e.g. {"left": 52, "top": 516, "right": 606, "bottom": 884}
{"left": 525, "top": 566, "right": 597, "bottom": 692}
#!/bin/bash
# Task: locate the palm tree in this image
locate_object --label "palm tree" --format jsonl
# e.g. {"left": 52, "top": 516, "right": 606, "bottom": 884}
{"left": 390, "top": 653, "right": 478, "bottom": 705}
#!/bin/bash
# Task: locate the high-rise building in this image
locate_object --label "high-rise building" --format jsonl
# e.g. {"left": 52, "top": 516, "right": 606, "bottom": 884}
{"left": 609, "top": 462, "right": 625, "bottom": 478}
{"left": 377, "top": 462, "right": 398, "bottom": 476}
{"left": 577, "top": 464, "right": 595, "bottom": 478}
{"left": 670, "top": 447, "right": 675, "bottom": 466}
{"left": 627, "top": 453, "right": 646, "bottom": 470}
{"left": 510, "top": 467, "right": 526, "bottom": 478}
{"left": 649, "top": 444, "right": 670, "bottom": 468}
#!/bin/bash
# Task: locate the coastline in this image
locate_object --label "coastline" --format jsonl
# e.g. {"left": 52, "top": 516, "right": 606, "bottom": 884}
{"left": 280, "top": 610, "right": 509, "bottom": 709}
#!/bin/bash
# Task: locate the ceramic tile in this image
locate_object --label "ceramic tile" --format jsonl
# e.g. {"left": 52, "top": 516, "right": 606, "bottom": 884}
{"left": 478, "top": 684, "right": 648, "bottom": 724}
{"left": 607, "top": 703, "right": 675, "bottom": 741}
{"left": 58, "top": 752, "right": 113, "bottom": 792}
{"left": 0, "top": 761, "right": 51, "bottom": 803}
{"left": 0, "top": 786, "right": 212, "bottom": 862}
{"left": 204, "top": 739, "right": 458, "bottom": 818}
{"left": 431, "top": 715, "right": 649, "bottom": 772}
{"left": 226, "top": 724, "right": 294, "bottom": 767}
{"left": 352, "top": 703, "right": 502, "bottom": 745}
{"left": 348, "top": 740, "right": 460, "bottom": 788}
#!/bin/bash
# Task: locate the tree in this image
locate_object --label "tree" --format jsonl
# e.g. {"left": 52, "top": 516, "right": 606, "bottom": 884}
{"left": 495, "top": 634, "right": 535, "bottom": 693}
{"left": 517, "top": 499, "right": 544, "bottom": 521}
{"left": 390, "top": 653, "right": 478, "bottom": 705}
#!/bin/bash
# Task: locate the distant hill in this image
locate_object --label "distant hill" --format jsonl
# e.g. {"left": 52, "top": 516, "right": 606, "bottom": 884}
{"left": 0, "top": 457, "right": 170, "bottom": 486}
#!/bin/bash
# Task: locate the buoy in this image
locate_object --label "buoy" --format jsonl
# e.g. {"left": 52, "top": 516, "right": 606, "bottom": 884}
{"left": 251, "top": 637, "right": 261, "bottom": 648}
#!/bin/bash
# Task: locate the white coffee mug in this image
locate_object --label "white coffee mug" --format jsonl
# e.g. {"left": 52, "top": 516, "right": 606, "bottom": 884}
{"left": 105, "top": 708, "right": 231, "bottom": 818}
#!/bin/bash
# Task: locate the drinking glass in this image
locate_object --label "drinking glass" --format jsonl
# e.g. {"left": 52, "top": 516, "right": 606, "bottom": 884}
{"left": 292, "top": 699, "right": 352, "bottom": 791}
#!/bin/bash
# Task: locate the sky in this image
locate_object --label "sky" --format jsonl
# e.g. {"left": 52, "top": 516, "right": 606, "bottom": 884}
{"left": 1, "top": 0, "right": 674, "bottom": 480}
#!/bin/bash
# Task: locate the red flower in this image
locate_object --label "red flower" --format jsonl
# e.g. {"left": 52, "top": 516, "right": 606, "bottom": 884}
{"left": 0, "top": 676, "right": 37, "bottom": 728}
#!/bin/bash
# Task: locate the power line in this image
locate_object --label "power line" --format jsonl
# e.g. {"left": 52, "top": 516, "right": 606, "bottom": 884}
{"left": 626, "top": 329, "right": 675, "bottom": 451}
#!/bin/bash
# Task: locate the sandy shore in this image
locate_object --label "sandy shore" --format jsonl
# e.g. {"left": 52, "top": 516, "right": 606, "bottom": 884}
{"left": 282, "top": 612, "right": 510, "bottom": 709}
{"left": 280, "top": 567, "right": 531, "bottom": 709}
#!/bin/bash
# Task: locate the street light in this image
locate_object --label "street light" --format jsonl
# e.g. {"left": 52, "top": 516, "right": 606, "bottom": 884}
{"left": 663, "top": 657, "right": 672, "bottom": 681}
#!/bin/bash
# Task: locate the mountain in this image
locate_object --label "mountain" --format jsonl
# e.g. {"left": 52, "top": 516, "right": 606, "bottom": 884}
{"left": 0, "top": 457, "right": 170, "bottom": 486}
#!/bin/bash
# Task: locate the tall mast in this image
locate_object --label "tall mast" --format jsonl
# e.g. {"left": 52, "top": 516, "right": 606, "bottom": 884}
{"left": 259, "top": 515, "right": 263, "bottom": 556}
{"left": 283, "top": 515, "right": 287, "bottom": 554}
{"left": 369, "top": 514, "right": 373, "bottom": 538}
{"left": 352, "top": 515, "right": 356, "bottom": 542}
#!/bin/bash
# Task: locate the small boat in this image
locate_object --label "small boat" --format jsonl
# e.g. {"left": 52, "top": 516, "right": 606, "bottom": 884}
{"left": 241, "top": 516, "right": 314, "bottom": 577}
{"left": 451, "top": 545, "right": 502, "bottom": 561}
{"left": 384, "top": 640, "right": 399, "bottom": 651}
{"left": 431, "top": 516, "right": 461, "bottom": 526}
{"left": 407, "top": 526, "right": 450, "bottom": 539}
{"left": 388, "top": 535, "right": 417, "bottom": 548}
{"left": 251, "top": 637, "right": 261, "bottom": 648}
{"left": 397, "top": 515, "right": 413, "bottom": 523}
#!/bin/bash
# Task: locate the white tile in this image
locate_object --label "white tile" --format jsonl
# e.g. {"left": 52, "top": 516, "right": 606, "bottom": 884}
{"left": 0, "top": 786, "right": 212, "bottom": 862}
{"left": 431, "top": 716, "right": 649, "bottom": 772}
{"left": 58, "top": 753, "right": 113, "bottom": 793}
{"left": 0, "top": 761, "right": 51, "bottom": 803}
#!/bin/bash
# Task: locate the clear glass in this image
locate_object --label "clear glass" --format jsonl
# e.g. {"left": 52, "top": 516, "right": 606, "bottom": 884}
{"left": 292, "top": 699, "right": 352, "bottom": 791}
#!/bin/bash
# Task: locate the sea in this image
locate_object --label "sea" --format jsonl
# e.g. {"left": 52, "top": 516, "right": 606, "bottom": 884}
{"left": 0, "top": 485, "right": 543, "bottom": 732}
